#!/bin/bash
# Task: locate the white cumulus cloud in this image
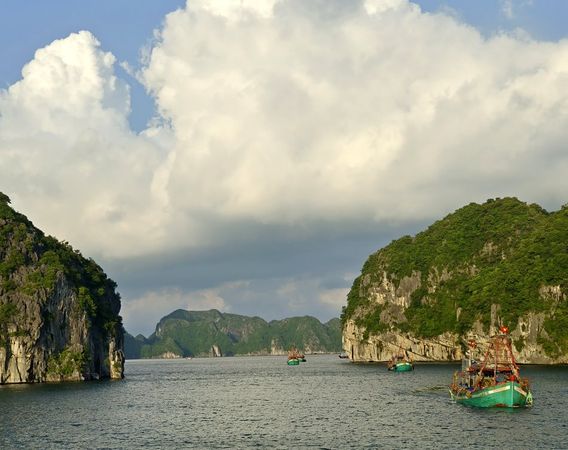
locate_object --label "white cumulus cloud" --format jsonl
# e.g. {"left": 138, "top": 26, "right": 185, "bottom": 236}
{"left": 3, "top": 2, "right": 568, "bottom": 260}
{"left": 0, "top": 31, "right": 172, "bottom": 258}
{"left": 141, "top": 0, "right": 568, "bottom": 233}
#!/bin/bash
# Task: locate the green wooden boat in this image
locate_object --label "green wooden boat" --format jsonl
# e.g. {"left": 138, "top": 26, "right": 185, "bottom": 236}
{"left": 287, "top": 346, "right": 302, "bottom": 365}
{"left": 390, "top": 361, "right": 413, "bottom": 372}
{"left": 387, "top": 351, "right": 414, "bottom": 372}
{"left": 450, "top": 380, "right": 532, "bottom": 407}
{"left": 450, "top": 326, "right": 533, "bottom": 408}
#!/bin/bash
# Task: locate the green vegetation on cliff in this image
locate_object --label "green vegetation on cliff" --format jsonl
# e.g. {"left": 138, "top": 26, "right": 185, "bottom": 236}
{"left": 126, "top": 309, "right": 341, "bottom": 358}
{"left": 342, "top": 198, "right": 568, "bottom": 356}
{"left": 0, "top": 193, "right": 124, "bottom": 381}
{"left": 0, "top": 193, "right": 121, "bottom": 334}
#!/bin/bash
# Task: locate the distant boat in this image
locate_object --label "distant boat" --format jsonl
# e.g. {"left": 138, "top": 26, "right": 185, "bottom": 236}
{"left": 338, "top": 352, "right": 349, "bottom": 359}
{"left": 449, "top": 326, "right": 533, "bottom": 408}
{"left": 387, "top": 351, "right": 414, "bottom": 372}
{"left": 287, "top": 346, "right": 301, "bottom": 366}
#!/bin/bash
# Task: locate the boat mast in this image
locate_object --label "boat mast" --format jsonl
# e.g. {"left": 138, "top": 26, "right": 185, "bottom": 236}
{"left": 494, "top": 333, "right": 497, "bottom": 381}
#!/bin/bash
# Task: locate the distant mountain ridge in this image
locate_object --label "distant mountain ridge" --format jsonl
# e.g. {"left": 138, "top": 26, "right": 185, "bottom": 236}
{"left": 125, "top": 309, "right": 341, "bottom": 358}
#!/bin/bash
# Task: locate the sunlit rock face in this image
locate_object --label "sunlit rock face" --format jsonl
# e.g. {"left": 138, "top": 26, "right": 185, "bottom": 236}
{"left": 342, "top": 268, "right": 568, "bottom": 364}
{"left": 0, "top": 194, "right": 124, "bottom": 384}
{"left": 342, "top": 199, "right": 568, "bottom": 364}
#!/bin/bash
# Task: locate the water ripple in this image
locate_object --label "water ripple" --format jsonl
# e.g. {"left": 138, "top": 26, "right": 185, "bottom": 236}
{"left": 0, "top": 357, "right": 566, "bottom": 449}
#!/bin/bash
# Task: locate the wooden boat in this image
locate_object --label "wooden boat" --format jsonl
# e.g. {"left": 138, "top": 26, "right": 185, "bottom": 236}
{"left": 287, "top": 346, "right": 302, "bottom": 365}
{"left": 449, "top": 326, "right": 533, "bottom": 408}
{"left": 387, "top": 351, "right": 414, "bottom": 372}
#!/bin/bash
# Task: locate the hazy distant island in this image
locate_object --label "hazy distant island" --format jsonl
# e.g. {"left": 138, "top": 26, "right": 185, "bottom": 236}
{"left": 342, "top": 197, "right": 568, "bottom": 364}
{"left": 125, "top": 309, "right": 342, "bottom": 359}
{"left": 0, "top": 193, "right": 124, "bottom": 384}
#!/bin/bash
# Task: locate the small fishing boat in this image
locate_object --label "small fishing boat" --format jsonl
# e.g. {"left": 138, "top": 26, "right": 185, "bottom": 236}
{"left": 450, "top": 326, "right": 533, "bottom": 408}
{"left": 387, "top": 351, "right": 414, "bottom": 372}
{"left": 338, "top": 352, "right": 349, "bottom": 359}
{"left": 287, "top": 346, "right": 301, "bottom": 366}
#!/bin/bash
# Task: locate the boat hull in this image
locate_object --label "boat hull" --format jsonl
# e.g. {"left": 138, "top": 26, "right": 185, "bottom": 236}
{"left": 451, "top": 381, "right": 532, "bottom": 408}
{"left": 389, "top": 362, "right": 413, "bottom": 372}
{"left": 287, "top": 359, "right": 299, "bottom": 366}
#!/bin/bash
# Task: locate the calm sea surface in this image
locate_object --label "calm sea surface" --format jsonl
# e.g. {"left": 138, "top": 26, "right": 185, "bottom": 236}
{"left": 1, "top": 355, "right": 567, "bottom": 449}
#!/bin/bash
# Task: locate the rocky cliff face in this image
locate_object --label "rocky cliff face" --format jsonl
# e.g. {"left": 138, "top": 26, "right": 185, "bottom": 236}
{"left": 342, "top": 271, "right": 565, "bottom": 363}
{"left": 0, "top": 194, "right": 124, "bottom": 383}
{"left": 342, "top": 198, "right": 568, "bottom": 364}
{"left": 343, "top": 271, "right": 463, "bottom": 362}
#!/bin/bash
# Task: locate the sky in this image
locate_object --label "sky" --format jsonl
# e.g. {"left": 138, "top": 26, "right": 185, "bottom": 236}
{"left": 1, "top": 0, "right": 567, "bottom": 336}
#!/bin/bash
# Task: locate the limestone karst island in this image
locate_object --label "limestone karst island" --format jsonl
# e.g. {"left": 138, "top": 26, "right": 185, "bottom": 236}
{"left": 0, "top": 193, "right": 124, "bottom": 384}
{"left": 124, "top": 309, "right": 342, "bottom": 359}
{"left": 341, "top": 197, "right": 568, "bottom": 364}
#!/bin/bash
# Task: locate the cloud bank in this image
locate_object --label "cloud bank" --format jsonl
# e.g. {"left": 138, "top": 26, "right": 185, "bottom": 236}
{"left": 2, "top": 0, "right": 568, "bottom": 333}
{"left": 0, "top": 31, "right": 170, "bottom": 258}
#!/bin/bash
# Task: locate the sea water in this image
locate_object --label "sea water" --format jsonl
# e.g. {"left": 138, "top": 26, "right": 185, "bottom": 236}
{"left": 1, "top": 355, "right": 567, "bottom": 449}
